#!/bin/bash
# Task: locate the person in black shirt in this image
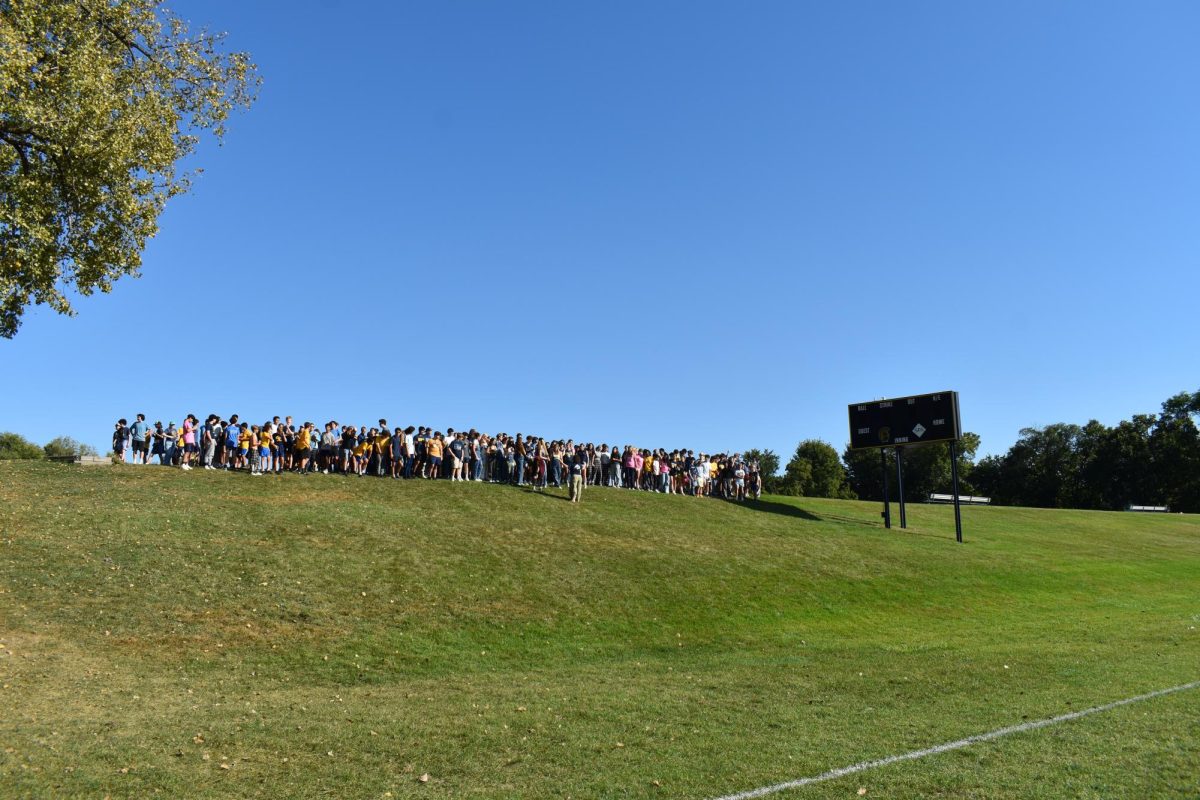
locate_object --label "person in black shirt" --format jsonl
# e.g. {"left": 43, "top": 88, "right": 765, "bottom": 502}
{"left": 113, "top": 419, "right": 129, "bottom": 462}
{"left": 568, "top": 451, "right": 586, "bottom": 503}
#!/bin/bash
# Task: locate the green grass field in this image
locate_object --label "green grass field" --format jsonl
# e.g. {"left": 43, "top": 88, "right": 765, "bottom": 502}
{"left": 1, "top": 460, "right": 1197, "bottom": 799}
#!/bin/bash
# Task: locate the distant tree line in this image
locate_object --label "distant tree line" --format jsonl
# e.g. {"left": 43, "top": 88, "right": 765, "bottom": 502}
{"left": 971, "top": 391, "right": 1199, "bottom": 512}
{"left": 748, "top": 389, "right": 1198, "bottom": 513}
{"left": 0, "top": 433, "right": 97, "bottom": 461}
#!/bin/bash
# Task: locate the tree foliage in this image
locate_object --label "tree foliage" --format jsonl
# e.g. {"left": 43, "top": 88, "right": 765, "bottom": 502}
{"left": 0, "top": 430, "right": 42, "bottom": 459}
{"left": 842, "top": 433, "right": 980, "bottom": 502}
{"left": 782, "top": 439, "right": 853, "bottom": 498}
{"left": 743, "top": 448, "right": 782, "bottom": 493}
{"left": 0, "top": 0, "right": 259, "bottom": 336}
{"left": 971, "top": 391, "right": 1200, "bottom": 512}
{"left": 43, "top": 435, "right": 96, "bottom": 458}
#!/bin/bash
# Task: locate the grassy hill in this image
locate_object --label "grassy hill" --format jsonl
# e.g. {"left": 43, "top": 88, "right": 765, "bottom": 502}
{"left": 1, "top": 460, "right": 1197, "bottom": 798}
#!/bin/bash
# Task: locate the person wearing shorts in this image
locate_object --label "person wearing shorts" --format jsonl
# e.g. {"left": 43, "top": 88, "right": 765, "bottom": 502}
{"left": 391, "top": 428, "right": 405, "bottom": 478}
{"left": 255, "top": 426, "right": 271, "bottom": 476}
{"left": 258, "top": 426, "right": 270, "bottom": 474}
{"left": 129, "top": 414, "right": 150, "bottom": 464}
{"left": 148, "top": 421, "right": 165, "bottom": 464}
{"left": 112, "top": 420, "right": 129, "bottom": 463}
{"left": 307, "top": 427, "right": 319, "bottom": 473}
{"left": 426, "top": 432, "right": 444, "bottom": 479}
{"left": 293, "top": 422, "right": 312, "bottom": 473}
{"left": 352, "top": 430, "right": 372, "bottom": 476}
{"left": 341, "top": 425, "right": 357, "bottom": 473}
{"left": 448, "top": 433, "right": 467, "bottom": 482}
{"left": 319, "top": 423, "right": 336, "bottom": 473}
{"left": 180, "top": 414, "right": 198, "bottom": 470}
{"left": 237, "top": 423, "right": 252, "bottom": 470}
{"left": 274, "top": 428, "right": 288, "bottom": 474}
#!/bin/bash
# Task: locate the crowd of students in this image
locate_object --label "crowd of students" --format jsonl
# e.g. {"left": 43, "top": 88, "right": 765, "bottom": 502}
{"left": 111, "top": 414, "right": 764, "bottom": 502}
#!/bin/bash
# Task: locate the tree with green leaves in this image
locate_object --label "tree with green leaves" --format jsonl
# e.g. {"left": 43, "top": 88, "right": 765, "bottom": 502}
{"left": 969, "top": 391, "right": 1200, "bottom": 512}
{"left": 0, "top": 431, "right": 42, "bottom": 459}
{"left": 0, "top": 0, "right": 259, "bottom": 337}
{"left": 843, "top": 433, "right": 980, "bottom": 502}
{"left": 43, "top": 435, "right": 97, "bottom": 459}
{"left": 1149, "top": 392, "right": 1200, "bottom": 512}
{"left": 742, "top": 448, "right": 780, "bottom": 492}
{"left": 782, "top": 439, "right": 853, "bottom": 498}
{"left": 742, "top": 448, "right": 780, "bottom": 478}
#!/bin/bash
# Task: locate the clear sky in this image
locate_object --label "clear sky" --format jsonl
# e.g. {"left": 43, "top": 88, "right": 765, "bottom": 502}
{"left": 3, "top": 1, "right": 1198, "bottom": 463}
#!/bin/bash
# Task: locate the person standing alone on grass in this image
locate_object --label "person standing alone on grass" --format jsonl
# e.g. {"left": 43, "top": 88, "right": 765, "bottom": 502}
{"left": 568, "top": 451, "right": 585, "bottom": 503}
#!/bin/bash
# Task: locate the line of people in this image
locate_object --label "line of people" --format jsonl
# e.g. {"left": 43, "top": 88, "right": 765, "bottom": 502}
{"left": 112, "top": 414, "right": 764, "bottom": 501}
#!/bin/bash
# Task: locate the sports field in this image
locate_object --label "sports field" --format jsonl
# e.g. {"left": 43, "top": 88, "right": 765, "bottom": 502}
{"left": 1, "top": 460, "right": 1197, "bottom": 798}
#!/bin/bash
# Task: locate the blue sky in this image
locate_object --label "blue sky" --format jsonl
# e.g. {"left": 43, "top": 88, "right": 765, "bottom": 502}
{"left": 3, "top": 1, "right": 1198, "bottom": 463}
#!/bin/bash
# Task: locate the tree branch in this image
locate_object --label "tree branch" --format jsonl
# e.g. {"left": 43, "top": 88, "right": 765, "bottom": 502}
{"left": 0, "top": 130, "right": 31, "bottom": 173}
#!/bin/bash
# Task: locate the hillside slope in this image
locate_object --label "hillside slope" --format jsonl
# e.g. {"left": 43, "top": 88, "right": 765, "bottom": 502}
{"left": 1, "top": 461, "right": 1198, "bottom": 798}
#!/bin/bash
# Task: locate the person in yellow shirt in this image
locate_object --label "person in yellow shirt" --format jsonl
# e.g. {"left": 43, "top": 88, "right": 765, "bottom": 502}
{"left": 249, "top": 425, "right": 266, "bottom": 476}
{"left": 425, "top": 432, "right": 444, "bottom": 479}
{"left": 352, "top": 429, "right": 372, "bottom": 476}
{"left": 374, "top": 430, "right": 391, "bottom": 477}
{"left": 237, "top": 424, "right": 252, "bottom": 471}
{"left": 294, "top": 423, "right": 312, "bottom": 473}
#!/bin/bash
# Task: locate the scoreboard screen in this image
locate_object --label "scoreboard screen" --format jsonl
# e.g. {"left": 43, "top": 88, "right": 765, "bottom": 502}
{"left": 848, "top": 391, "right": 961, "bottom": 450}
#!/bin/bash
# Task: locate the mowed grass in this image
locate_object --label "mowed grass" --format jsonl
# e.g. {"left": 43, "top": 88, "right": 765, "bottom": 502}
{"left": 1, "top": 460, "right": 1197, "bottom": 799}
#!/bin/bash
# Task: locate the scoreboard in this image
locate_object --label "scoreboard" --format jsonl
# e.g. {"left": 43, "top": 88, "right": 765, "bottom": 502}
{"left": 848, "top": 391, "right": 961, "bottom": 450}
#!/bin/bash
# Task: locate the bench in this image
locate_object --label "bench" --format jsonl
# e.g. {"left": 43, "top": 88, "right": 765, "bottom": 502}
{"left": 1126, "top": 505, "right": 1169, "bottom": 513}
{"left": 928, "top": 493, "right": 990, "bottom": 505}
{"left": 48, "top": 455, "right": 112, "bottom": 467}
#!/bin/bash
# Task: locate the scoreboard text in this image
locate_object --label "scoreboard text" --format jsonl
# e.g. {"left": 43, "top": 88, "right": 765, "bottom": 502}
{"left": 847, "top": 391, "right": 962, "bottom": 450}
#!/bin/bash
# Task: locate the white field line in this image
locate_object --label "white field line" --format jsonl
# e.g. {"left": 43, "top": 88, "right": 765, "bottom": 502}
{"left": 709, "top": 680, "right": 1200, "bottom": 800}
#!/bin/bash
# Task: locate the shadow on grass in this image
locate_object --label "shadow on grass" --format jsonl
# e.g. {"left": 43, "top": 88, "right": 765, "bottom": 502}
{"left": 739, "top": 498, "right": 823, "bottom": 522}
{"left": 515, "top": 485, "right": 571, "bottom": 503}
{"left": 740, "top": 499, "right": 960, "bottom": 539}
{"left": 825, "top": 510, "right": 961, "bottom": 540}
{"left": 818, "top": 512, "right": 887, "bottom": 528}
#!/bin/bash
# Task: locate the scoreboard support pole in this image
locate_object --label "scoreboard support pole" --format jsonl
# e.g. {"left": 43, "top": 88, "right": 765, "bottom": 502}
{"left": 880, "top": 448, "right": 892, "bottom": 529}
{"left": 895, "top": 447, "right": 907, "bottom": 529}
{"left": 949, "top": 441, "right": 963, "bottom": 543}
